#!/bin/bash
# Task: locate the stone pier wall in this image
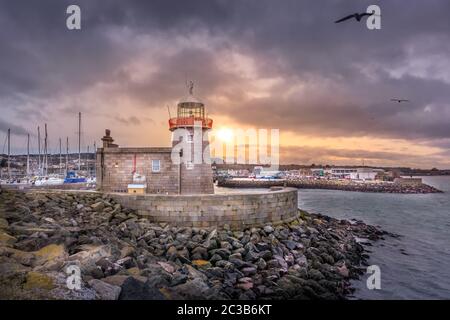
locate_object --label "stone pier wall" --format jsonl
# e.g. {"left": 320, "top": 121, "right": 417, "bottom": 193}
{"left": 109, "top": 188, "right": 298, "bottom": 229}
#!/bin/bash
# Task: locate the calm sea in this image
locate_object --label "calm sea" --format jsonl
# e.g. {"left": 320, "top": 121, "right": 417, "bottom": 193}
{"left": 216, "top": 176, "right": 450, "bottom": 299}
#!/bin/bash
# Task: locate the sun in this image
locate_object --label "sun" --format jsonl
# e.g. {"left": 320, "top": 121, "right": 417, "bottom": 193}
{"left": 215, "top": 127, "right": 234, "bottom": 143}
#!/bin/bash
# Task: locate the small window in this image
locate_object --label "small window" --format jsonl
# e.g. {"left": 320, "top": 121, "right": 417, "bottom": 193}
{"left": 152, "top": 160, "right": 161, "bottom": 172}
{"left": 186, "top": 134, "right": 193, "bottom": 143}
{"left": 186, "top": 161, "right": 194, "bottom": 170}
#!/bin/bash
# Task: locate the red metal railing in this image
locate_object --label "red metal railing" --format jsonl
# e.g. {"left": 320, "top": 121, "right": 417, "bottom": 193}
{"left": 168, "top": 117, "right": 213, "bottom": 130}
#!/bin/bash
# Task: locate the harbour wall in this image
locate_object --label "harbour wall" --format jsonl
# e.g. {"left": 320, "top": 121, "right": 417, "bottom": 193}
{"left": 109, "top": 187, "right": 298, "bottom": 229}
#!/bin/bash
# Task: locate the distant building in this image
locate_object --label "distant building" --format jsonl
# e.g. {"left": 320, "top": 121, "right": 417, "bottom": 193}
{"left": 324, "top": 168, "right": 357, "bottom": 179}
{"left": 349, "top": 168, "right": 383, "bottom": 181}
{"left": 323, "top": 167, "right": 383, "bottom": 180}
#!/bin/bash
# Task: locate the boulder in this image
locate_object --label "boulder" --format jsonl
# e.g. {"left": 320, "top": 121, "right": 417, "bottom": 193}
{"left": 263, "top": 226, "right": 274, "bottom": 234}
{"left": 90, "top": 202, "right": 105, "bottom": 212}
{"left": 0, "top": 218, "right": 9, "bottom": 229}
{"left": 101, "top": 275, "right": 131, "bottom": 287}
{"left": 157, "top": 261, "right": 175, "bottom": 274}
{"left": 33, "top": 244, "right": 68, "bottom": 270}
{"left": 119, "top": 277, "right": 165, "bottom": 300}
{"left": 0, "top": 232, "right": 17, "bottom": 246}
{"left": 23, "top": 271, "right": 55, "bottom": 290}
{"left": 68, "top": 245, "right": 111, "bottom": 267}
{"left": 192, "top": 260, "right": 212, "bottom": 269}
{"left": 88, "top": 279, "right": 121, "bottom": 300}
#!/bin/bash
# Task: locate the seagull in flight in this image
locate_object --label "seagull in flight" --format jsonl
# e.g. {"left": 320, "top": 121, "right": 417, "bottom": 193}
{"left": 335, "top": 12, "right": 375, "bottom": 23}
{"left": 391, "top": 99, "right": 410, "bottom": 103}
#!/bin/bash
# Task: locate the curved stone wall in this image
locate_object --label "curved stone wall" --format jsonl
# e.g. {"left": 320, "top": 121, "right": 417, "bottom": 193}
{"left": 109, "top": 188, "right": 298, "bottom": 229}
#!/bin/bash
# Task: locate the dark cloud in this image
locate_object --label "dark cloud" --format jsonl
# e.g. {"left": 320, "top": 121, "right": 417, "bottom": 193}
{"left": 0, "top": 0, "right": 449, "bottom": 166}
{"left": 0, "top": 119, "right": 28, "bottom": 136}
{"left": 114, "top": 116, "right": 141, "bottom": 126}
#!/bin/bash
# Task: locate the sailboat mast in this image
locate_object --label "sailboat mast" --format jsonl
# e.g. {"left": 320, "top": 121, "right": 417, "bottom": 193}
{"left": 37, "top": 126, "right": 41, "bottom": 175}
{"left": 44, "top": 124, "right": 48, "bottom": 176}
{"left": 66, "top": 137, "right": 69, "bottom": 175}
{"left": 7, "top": 128, "right": 10, "bottom": 180}
{"left": 59, "top": 138, "right": 62, "bottom": 175}
{"left": 78, "top": 112, "right": 81, "bottom": 172}
{"left": 27, "top": 133, "right": 30, "bottom": 176}
{"left": 87, "top": 145, "right": 90, "bottom": 176}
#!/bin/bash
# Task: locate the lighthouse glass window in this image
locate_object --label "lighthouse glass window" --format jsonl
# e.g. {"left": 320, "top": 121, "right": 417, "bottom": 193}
{"left": 151, "top": 160, "right": 161, "bottom": 173}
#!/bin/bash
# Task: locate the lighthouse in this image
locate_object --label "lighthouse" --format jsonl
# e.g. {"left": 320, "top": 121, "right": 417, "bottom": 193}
{"left": 169, "top": 81, "right": 214, "bottom": 194}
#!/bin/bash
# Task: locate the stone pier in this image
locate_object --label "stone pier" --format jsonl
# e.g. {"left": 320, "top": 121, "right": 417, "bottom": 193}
{"left": 109, "top": 187, "right": 298, "bottom": 229}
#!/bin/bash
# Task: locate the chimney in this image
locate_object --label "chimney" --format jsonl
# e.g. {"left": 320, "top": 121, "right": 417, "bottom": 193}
{"left": 101, "top": 129, "right": 118, "bottom": 148}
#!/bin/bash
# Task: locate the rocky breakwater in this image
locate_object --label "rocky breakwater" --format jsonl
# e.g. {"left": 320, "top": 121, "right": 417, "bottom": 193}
{"left": 0, "top": 189, "right": 389, "bottom": 300}
{"left": 218, "top": 179, "right": 442, "bottom": 194}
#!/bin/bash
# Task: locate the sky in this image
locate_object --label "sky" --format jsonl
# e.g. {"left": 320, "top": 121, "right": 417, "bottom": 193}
{"left": 0, "top": 0, "right": 449, "bottom": 168}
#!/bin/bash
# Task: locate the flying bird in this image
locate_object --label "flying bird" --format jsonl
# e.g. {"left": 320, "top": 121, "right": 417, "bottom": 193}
{"left": 391, "top": 99, "right": 410, "bottom": 103}
{"left": 335, "top": 12, "right": 374, "bottom": 23}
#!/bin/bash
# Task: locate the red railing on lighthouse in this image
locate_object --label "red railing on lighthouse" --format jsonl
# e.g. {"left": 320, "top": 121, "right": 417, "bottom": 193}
{"left": 168, "top": 116, "right": 213, "bottom": 130}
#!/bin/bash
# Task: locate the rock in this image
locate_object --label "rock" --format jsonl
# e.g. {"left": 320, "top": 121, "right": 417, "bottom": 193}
{"left": 10, "top": 249, "right": 35, "bottom": 266}
{"left": 119, "top": 277, "right": 165, "bottom": 300}
{"left": 126, "top": 267, "right": 141, "bottom": 277}
{"left": 257, "top": 250, "right": 273, "bottom": 260}
{"left": 309, "top": 269, "right": 325, "bottom": 281}
{"left": 192, "top": 260, "right": 212, "bottom": 269}
{"left": 229, "top": 252, "right": 242, "bottom": 260}
{"left": 209, "top": 253, "right": 222, "bottom": 265}
{"left": 88, "top": 279, "right": 121, "bottom": 300}
{"left": 68, "top": 245, "right": 111, "bottom": 267}
{"left": 23, "top": 271, "right": 55, "bottom": 290}
{"left": 166, "top": 246, "right": 178, "bottom": 257}
{"left": 157, "top": 261, "right": 175, "bottom": 274}
{"left": 95, "top": 257, "right": 122, "bottom": 276}
{"left": 263, "top": 225, "right": 274, "bottom": 234}
{"left": 236, "top": 277, "right": 253, "bottom": 290}
{"left": 101, "top": 275, "right": 131, "bottom": 287}
{"left": 90, "top": 267, "right": 105, "bottom": 279}
{"left": 205, "top": 267, "right": 224, "bottom": 278}
{"left": 282, "top": 240, "right": 298, "bottom": 250}
{"left": 336, "top": 264, "right": 349, "bottom": 278}
{"left": 220, "top": 241, "right": 233, "bottom": 250}
{"left": 191, "top": 246, "right": 208, "bottom": 260}
{"left": 255, "top": 242, "right": 270, "bottom": 251}
{"left": 229, "top": 258, "right": 246, "bottom": 269}
{"left": 0, "top": 218, "right": 9, "bottom": 229}
{"left": 295, "top": 254, "right": 308, "bottom": 267}
{"left": 273, "top": 255, "right": 288, "bottom": 271}
{"left": 171, "top": 278, "right": 218, "bottom": 299}
{"left": 116, "top": 257, "right": 135, "bottom": 269}
{"left": 215, "top": 260, "right": 234, "bottom": 270}
{"left": 244, "top": 250, "right": 260, "bottom": 262}
{"left": 33, "top": 244, "right": 68, "bottom": 270}
{"left": 0, "top": 232, "right": 17, "bottom": 246}
{"left": 241, "top": 267, "right": 257, "bottom": 276}
{"left": 256, "top": 258, "right": 267, "bottom": 270}
{"left": 120, "top": 246, "right": 135, "bottom": 259}
{"left": 210, "top": 248, "right": 230, "bottom": 260}
{"left": 90, "top": 202, "right": 105, "bottom": 212}
{"left": 0, "top": 257, "right": 30, "bottom": 292}
{"left": 184, "top": 264, "right": 207, "bottom": 281}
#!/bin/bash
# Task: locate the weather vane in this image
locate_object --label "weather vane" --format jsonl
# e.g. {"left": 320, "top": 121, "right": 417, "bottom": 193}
{"left": 186, "top": 80, "right": 194, "bottom": 95}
